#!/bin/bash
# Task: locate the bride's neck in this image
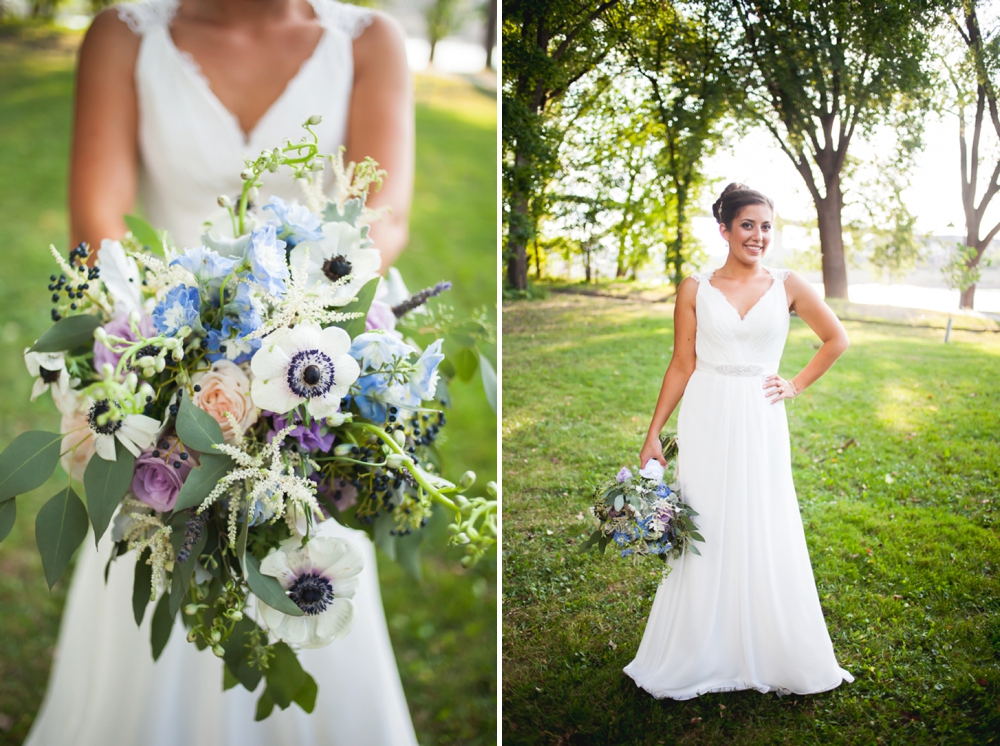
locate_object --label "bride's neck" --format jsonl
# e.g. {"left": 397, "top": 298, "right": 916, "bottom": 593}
{"left": 181, "top": 0, "right": 314, "bottom": 24}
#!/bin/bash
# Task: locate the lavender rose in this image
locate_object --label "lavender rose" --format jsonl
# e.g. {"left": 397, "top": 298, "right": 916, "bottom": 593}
{"left": 365, "top": 300, "right": 398, "bottom": 334}
{"left": 616, "top": 467, "right": 633, "bottom": 483}
{"left": 131, "top": 438, "right": 196, "bottom": 512}
{"left": 93, "top": 313, "right": 156, "bottom": 374}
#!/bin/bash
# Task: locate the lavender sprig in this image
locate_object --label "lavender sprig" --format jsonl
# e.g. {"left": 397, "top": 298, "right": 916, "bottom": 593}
{"left": 392, "top": 281, "right": 452, "bottom": 318}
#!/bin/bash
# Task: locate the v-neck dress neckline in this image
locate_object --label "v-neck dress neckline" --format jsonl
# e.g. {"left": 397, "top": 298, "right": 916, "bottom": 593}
{"left": 162, "top": 8, "right": 331, "bottom": 146}
{"left": 705, "top": 267, "right": 778, "bottom": 322}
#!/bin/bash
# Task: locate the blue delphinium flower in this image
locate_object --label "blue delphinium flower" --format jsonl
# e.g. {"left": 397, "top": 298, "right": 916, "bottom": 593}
{"left": 170, "top": 246, "right": 238, "bottom": 286}
{"left": 406, "top": 338, "right": 445, "bottom": 402}
{"left": 245, "top": 225, "right": 289, "bottom": 296}
{"left": 654, "top": 483, "right": 672, "bottom": 498}
{"left": 352, "top": 371, "right": 392, "bottom": 422}
{"left": 263, "top": 196, "right": 324, "bottom": 248}
{"left": 206, "top": 317, "right": 261, "bottom": 364}
{"left": 349, "top": 331, "right": 416, "bottom": 370}
{"left": 224, "top": 282, "right": 263, "bottom": 328}
{"left": 152, "top": 285, "right": 202, "bottom": 335}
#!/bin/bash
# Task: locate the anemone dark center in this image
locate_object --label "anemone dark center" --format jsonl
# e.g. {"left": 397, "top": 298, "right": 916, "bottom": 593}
{"left": 303, "top": 364, "right": 321, "bottom": 385}
{"left": 287, "top": 349, "right": 336, "bottom": 399}
{"left": 288, "top": 572, "right": 335, "bottom": 615}
{"left": 321, "top": 255, "right": 353, "bottom": 283}
{"left": 39, "top": 367, "right": 61, "bottom": 384}
{"left": 88, "top": 399, "right": 123, "bottom": 436}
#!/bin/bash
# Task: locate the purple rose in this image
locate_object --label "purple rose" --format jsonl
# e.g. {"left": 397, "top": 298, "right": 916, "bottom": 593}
{"left": 265, "top": 410, "right": 336, "bottom": 453}
{"left": 616, "top": 467, "right": 633, "bottom": 483}
{"left": 365, "top": 300, "right": 399, "bottom": 334}
{"left": 94, "top": 313, "right": 156, "bottom": 374}
{"left": 131, "top": 438, "right": 195, "bottom": 512}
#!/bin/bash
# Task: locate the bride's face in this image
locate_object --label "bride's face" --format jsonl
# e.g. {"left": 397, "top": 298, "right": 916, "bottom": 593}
{"left": 720, "top": 204, "right": 773, "bottom": 265}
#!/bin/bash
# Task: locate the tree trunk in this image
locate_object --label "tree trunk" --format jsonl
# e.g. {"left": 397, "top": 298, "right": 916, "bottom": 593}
{"left": 584, "top": 248, "right": 592, "bottom": 283}
{"left": 484, "top": 0, "right": 497, "bottom": 70}
{"left": 616, "top": 234, "right": 627, "bottom": 278}
{"left": 506, "top": 148, "right": 530, "bottom": 290}
{"left": 960, "top": 282, "right": 976, "bottom": 309}
{"left": 532, "top": 236, "right": 543, "bottom": 279}
{"left": 814, "top": 177, "right": 849, "bottom": 299}
{"left": 670, "top": 189, "right": 686, "bottom": 289}
{"left": 429, "top": 36, "right": 439, "bottom": 65}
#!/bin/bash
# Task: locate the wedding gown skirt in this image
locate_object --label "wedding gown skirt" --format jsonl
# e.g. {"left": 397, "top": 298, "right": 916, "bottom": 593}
{"left": 623, "top": 267, "right": 854, "bottom": 699}
{"left": 25, "top": 520, "right": 418, "bottom": 746}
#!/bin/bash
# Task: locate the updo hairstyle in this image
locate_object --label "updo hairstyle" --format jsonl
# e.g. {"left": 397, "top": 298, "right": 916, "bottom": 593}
{"left": 711, "top": 182, "right": 774, "bottom": 229}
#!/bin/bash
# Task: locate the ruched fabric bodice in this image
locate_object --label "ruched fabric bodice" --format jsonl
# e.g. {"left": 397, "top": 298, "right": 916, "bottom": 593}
{"left": 120, "top": 0, "right": 372, "bottom": 249}
{"left": 691, "top": 266, "right": 790, "bottom": 374}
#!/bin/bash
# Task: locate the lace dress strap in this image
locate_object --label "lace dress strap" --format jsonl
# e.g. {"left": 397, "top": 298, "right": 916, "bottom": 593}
{"left": 308, "top": 0, "right": 375, "bottom": 38}
{"left": 767, "top": 267, "right": 792, "bottom": 282}
{"left": 116, "top": 0, "right": 179, "bottom": 34}
{"left": 689, "top": 271, "right": 711, "bottom": 284}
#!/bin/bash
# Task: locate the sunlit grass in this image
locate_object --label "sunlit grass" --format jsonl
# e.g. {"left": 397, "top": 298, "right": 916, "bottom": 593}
{"left": 502, "top": 293, "right": 1000, "bottom": 745}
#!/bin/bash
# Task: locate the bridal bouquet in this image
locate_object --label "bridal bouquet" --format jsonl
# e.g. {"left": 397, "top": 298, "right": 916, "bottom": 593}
{"left": 584, "top": 437, "right": 703, "bottom": 573}
{"left": 0, "top": 118, "right": 496, "bottom": 720}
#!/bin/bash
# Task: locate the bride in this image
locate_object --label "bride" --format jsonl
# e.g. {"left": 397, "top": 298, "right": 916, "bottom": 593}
{"left": 624, "top": 182, "right": 854, "bottom": 699}
{"left": 25, "top": 0, "right": 419, "bottom": 743}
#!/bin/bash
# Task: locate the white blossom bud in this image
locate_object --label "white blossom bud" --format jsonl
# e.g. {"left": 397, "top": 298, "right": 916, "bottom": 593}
{"left": 138, "top": 356, "right": 156, "bottom": 368}
{"left": 247, "top": 187, "right": 259, "bottom": 202}
{"left": 155, "top": 357, "right": 166, "bottom": 373}
{"left": 128, "top": 309, "right": 141, "bottom": 328}
{"left": 186, "top": 630, "right": 198, "bottom": 642}
{"left": 334, "top": 443, "right": 354, "bottom": 456}
{"left": 486, "top": 481, "right": 497, "bottom": 498}
{"left": 458, "top": 471, "right": 476, "bottom": 490}
{"left": 101, "top": 363, "right": 115, "bottom": 380}
{"left": 393, "top": 430, "right": 406, "bottom": 447}
{"left": 124, "top": 372, "right": 138, "bottom": 392}
{"left": 455, "top": 532, "right": 470, "bottom": 545}
{"left": 241, "top": 169, "right": 254, "bottom": 181}
{"left": 386, "top": 453, "right": 407, "bottom": 469}
{"left": 94, "top": 327, "right": 108, "bottom": 343}
{"left": 217, "top": 195, "right": 233, "bottom": 209}
{"left": 306, "top": 114, "right": 323, "bottom": 126}
{"left": 212, "top": 644, "right": 226, "bottom": 658}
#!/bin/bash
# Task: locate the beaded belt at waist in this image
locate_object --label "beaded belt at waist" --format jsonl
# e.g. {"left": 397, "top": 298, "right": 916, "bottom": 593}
{"left": 695, "top": 360, "right": 777, "bottom": 377}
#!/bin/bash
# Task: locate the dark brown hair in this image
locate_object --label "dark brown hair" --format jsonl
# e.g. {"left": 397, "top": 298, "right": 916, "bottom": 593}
{"left": 711, "top": 182, "right": 774, "bottom": 229}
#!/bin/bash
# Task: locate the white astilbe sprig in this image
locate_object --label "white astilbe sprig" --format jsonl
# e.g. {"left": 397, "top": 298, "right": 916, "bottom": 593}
{"left": 328, "top": 147, "right": 386, "bottom": 215}
{"left": 243, "top": 246, "right": 362, "bottom": 340}
{"left": 299, "top": 168, "right": 327, "bottom": 215}
{"left": 195, "top": 424, "right": 324, "bottom": 547}
{"left": 121, "top": 500, "right": 174, "bottom": 598}
{"left": 128, "top": 248, "right": 189, "bottom": 299}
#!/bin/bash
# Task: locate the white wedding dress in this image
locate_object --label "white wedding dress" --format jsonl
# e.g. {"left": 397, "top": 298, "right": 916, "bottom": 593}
{"left": 623, "top": 266, "right": 854, "bottom": 699}
{"left": 25, "top": 2, "right": 419, "bottom": 744}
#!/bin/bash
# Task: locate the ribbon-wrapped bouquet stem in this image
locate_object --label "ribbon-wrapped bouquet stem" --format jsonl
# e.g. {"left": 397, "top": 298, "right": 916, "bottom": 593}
{"left": 0, "top": 118, "right": 496, "bottom": 720}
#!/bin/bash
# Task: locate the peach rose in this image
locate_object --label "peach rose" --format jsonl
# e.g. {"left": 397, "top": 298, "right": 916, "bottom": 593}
{"left": 60, "top": 406, "right": 97, "bottom": 482}
{"left": 191, "top": 360, "right": 258, "bottom": 442}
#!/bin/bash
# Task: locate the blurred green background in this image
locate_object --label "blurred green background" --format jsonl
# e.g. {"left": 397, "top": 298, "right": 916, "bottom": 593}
{"left": 0, "top": 23, "right": 497, "bottom": 746}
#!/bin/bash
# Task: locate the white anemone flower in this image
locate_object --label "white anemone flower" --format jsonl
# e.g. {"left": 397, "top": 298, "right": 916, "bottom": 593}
{"left": 257, "top": 536, "right": 363, "bottom": 648}
{"left": 97, "top": 239, "right": 143, "bottom": 315}
{"left": 23, "top": 349, "right": 75, "bottom": 401}
{"left": 250, "top": 324, "right": 360, "bottom": 418}
{"left": 85, "top": 398, "right": 160, "bottom": 460}
{"left": 288, "top": 221, "right": 381, "bottom": 306}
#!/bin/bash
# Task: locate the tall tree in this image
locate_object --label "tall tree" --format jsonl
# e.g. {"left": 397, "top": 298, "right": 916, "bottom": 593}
{"left": 484, "top": 0, "right": 497, "bottom": 70}
{"left": 941, "top": 0, "right": 1000, "bottom": 308}
{"left": 626, "top": 0, "right": 733, "bottom": 289}
{"left": 502, "top": 0, "right": 629, "bottom": 290}
{"left": 732, "top": 0, "right": 936, "bottom": 298}
{"left": 425, "top": 0, "right": 464, "bottom": 65}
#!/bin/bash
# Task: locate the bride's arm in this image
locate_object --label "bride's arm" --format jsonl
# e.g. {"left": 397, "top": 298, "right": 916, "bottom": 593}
{"left": 639, "top": 276, "right": 698, "bottom": 468}
{"left": 766, "top": 271, "right": 849, "bottom": 402}
{"left": 347, "top": 14, "right": 414, "bottom": 273}
{"left": 69, "top": 10, "right": 140, "bottom": 261}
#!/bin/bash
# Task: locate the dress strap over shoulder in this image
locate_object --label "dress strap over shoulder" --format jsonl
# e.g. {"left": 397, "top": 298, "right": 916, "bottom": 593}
{"left": 689, "top": 271, "right": 710, "bottom": 284}
{"left": 307, "top": 0, "right": 375, "bottom": 38}
{"left": 767, "top": 267, "right": 792, "bottom": 282}
{"left": 116, "top": 0, "right": 179, "bottom": 35}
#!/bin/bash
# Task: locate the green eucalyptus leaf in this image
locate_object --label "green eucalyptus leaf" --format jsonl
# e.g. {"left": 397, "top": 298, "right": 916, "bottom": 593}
{"left": 394, "top": 529, "right": 423, "bottom": 582}
{"left": 265, "top": 642, "right": 307, "bottom": 709}
{"left": 29, "top": 315, "right": 101, "bottom": 353}
{"left": 688, "top": 544, "right": 702, "bottom": 556}
{"left": 222, "top": 615, "right": 265, "bottom": 692}
{"left": 172, "top": 453, "right": 234, "bottom": 513}
{"left": 124, "top": 214, "right": 164, "bottom": 255}
{"left": 689, "top": 531, "right": 705, "bottom": 543}
{"left": 132, "top": 548, "right": 153, "bottom": 626}
{"left": 0, "top": 499, "right": 15, "bottom": 543}
{"left": 245, "top": 553, "right": 304, "bottom": 617}
{"left": 254, "top": 690, "right": 276, "bottom": 721}
{"left": 580, "top": 529, "right": 601, "bottom": 552}
{"left": 479, "top": 353, "right": 497, "bottom": 412}
{"left": 293, "top": 673, "right": 318, "bottom": 714}
{"left": 452, "top": 346, "right": 479, "bottom": 383}
{"left": 613, "top": 495, "right": 624, "bottom": 512}
{"left": 150, "top": 591, "right": 175, "bottom": 661}
{"left": 36, "top": 485, "right": 89, "bottom": 589}
{"left": 84, "top": 438, "right": 135, "bottom": 547}
{"left": 0, "top": 430, "right": 63, "bottom": 502}
{"left": 176, "top": 390, "right": 225, "bottom": 452}
{"left": 223, "top": 664, "right": 240, "bottom": 691}
{"left": 329, "top": 277, "right": 380, "bottom": 338}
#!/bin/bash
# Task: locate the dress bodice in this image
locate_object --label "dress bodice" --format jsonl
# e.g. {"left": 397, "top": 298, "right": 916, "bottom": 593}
{"left": 116, "top": 0, "right": 374, "bottom": 250}
{"left": 690, "top": 266, "right": 791, "bottom": 373}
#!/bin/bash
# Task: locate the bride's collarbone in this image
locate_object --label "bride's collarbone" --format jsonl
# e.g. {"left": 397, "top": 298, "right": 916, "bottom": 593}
{"left": 706, "top": 270, "right": 775, "bottom": 318}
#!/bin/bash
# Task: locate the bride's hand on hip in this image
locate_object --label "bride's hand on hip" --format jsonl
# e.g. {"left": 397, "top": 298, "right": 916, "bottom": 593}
{"left": 764, "top": 374, "right": 798, "bottom": 404}
{"left": 639, "top": 438, "right": 668, "bottom": 469}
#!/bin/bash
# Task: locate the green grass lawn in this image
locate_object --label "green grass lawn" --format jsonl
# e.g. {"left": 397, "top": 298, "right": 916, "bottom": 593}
{"left": 0, "top": 29, "right": 496, "bottom": 746}
{"left": 502, "top": 293, "right": 1000, "bottom": 745}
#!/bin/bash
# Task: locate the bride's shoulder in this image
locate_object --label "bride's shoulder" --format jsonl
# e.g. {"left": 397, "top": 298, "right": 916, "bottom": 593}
{"left": 77, "top": 8, "right": 141, "bottom": 75}
{"left": 111, "top": 0, "right": 177, "bottom": 35}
